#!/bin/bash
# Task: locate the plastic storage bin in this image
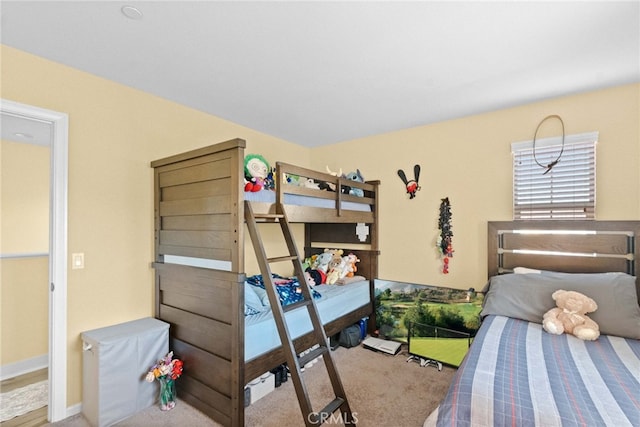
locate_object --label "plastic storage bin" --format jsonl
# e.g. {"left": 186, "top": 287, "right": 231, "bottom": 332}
{"left": 81, "top": 317, "right": 169, "bottom": 427}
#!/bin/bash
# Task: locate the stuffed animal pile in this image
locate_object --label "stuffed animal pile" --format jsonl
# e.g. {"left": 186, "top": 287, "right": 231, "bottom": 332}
{"left": 304, "top": 249, "right": 360, "bottom": 286}
{"left": 287, "top": 166, "right": 366, "bottom": 196}
{"left": 542, "top": 290, "right": 600, "bottom": 341}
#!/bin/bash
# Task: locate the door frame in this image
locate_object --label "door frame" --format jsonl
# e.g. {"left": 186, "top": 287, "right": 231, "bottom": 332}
{"left": 1, "top": 99, "right": 68, "bottom": 422}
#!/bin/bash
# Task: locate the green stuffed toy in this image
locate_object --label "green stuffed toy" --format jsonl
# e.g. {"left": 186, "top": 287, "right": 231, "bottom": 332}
{"left": 244, "top": 154, "right": 270, "bottom": 192}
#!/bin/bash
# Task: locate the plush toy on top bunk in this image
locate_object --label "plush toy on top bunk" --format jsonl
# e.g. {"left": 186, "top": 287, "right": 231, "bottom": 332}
{"left": 323, "top": 166, "right": 343, "bottom": 192}
{"left": 244, "top": 154, "right": 274, "bottom": 192}
{"left": 344, "top": 170, "right": 365, "bottom": 197}
{"left": 322, "top": 167, "right": 365, "bottom": 196}
{"left": 286, "top": 174, "right": 320, "bottom": 190}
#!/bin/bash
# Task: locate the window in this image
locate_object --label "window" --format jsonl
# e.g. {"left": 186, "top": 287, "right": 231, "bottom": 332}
{"left": 512, "top": 131, "right": 597, "bottom": 220}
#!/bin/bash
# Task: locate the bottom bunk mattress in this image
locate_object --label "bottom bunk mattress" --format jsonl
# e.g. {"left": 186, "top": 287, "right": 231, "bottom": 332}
{"left": 244, "top": 279, "right": 370, "bottom": 361}
{"left": 424, "top": 315, "right": 640, "bottom": 427}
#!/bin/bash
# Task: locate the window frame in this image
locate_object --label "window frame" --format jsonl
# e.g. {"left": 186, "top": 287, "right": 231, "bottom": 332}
{"left": 511, "top": 131, "right": 597, "bottom": 220}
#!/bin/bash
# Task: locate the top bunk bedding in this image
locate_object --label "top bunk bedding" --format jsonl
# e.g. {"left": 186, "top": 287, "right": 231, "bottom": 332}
{"left": 246, "top": 160, "right": 378, "bottom": 223}
{"left": 244, "top": 189, "right": 371, "bottom": 212}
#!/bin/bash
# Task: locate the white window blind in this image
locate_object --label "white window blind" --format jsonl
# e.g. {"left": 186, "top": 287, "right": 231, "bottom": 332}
{"left": 512, "top": 131, "right": 597, "bottom": 220}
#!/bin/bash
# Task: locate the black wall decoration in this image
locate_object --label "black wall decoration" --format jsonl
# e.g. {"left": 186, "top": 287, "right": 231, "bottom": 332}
{"left": 398, "top": 165, "right": 421, "bottom": 199}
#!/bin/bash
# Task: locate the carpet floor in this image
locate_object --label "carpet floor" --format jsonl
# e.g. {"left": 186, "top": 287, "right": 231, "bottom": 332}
{"left": 47, "top": 343, "right": 456, "bottom": 427}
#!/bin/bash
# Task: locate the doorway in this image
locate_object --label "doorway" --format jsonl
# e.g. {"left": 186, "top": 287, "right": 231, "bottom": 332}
{"left": 0, "top": 99, "right": 68, "bottom": 422}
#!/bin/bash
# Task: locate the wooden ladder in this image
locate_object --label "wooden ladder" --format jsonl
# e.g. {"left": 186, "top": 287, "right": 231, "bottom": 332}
{"left": 244, "top": 201, "right": 356, "bottom": 426}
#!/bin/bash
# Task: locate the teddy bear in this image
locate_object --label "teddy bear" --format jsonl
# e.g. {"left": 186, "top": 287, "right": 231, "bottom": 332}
{"left": 542, "top": 290, "right": 600, "bottom": 341}
{"left": 326, "top": 254, "right": 348, "bottom": 285}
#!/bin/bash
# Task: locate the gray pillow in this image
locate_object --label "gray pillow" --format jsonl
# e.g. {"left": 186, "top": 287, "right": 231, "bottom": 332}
{"left": 480, "top": 272, "right": 640, "bottom": 339}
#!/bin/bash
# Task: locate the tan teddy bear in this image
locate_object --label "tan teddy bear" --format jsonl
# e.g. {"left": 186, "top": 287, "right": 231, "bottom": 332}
{"left": 325, "top": 250, "right": 346, "bottom": 285}
{"left": 542, "top": 290, "right": 600, "bottom": 341}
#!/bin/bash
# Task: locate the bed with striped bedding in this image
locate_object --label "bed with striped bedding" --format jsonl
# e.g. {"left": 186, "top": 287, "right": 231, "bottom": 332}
{"left": 424, "top": 314, "right": 640, "bottom": 427}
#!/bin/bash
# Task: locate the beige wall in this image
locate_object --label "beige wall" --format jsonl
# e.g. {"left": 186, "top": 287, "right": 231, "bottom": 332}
{"left": 1, "top": 140, "right": 50, "bottom": 365}
{"left": 3, "top": 43, "right": 639, "bottom": 409}
{"left": 311, "top": 83, "right": 640, "bottom": 289}
{"left": 1, "top": 141, "right": 50, "bottom": 253}
{"left": 1, "top": 45, "right": 309, "bottom": 405}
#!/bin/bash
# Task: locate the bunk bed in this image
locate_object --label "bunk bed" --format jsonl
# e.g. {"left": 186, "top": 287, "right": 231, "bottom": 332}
{"left": 150, "top": 138, "right": 380, "bottom": 426}
{"left": 424, "top": 220, "right": 640, "bottom": 427}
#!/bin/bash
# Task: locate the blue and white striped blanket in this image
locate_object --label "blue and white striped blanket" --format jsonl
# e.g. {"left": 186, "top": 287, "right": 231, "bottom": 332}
{"left": 426, "top": 315, "right": 640, "bottom": 427}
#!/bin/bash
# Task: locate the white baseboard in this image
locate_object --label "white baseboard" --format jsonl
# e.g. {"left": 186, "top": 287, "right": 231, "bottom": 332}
{"left": 66, "top": 402, "right": 82, "bottom": 418}
{"left": 0, "top": 354, "right": 48, "bottom": 381}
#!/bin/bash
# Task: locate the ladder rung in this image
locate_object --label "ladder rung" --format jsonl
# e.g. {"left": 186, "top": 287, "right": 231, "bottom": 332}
{"left": 253, "top": 213, "right": 284, "bottom": 220}
{"left": 267, "top": 255, "right": 298, "bottom": 263}
{"left": 283, "top": 298, "right": 312, "bottom": 313}
{"left": 298, "top": 345, "right": 328, "bottom": 367}
{"left": 311, "top": 398, "right": 345, "bottom": 424}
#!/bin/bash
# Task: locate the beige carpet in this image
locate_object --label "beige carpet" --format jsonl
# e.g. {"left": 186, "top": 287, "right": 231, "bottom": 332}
{"left": 48, "top": 344, "right": 455, "bottom": 427}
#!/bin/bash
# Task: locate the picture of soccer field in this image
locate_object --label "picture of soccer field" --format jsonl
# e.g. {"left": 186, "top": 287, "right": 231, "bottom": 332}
{"left": 408, "top": 336, "right": 471, "bottom": 367}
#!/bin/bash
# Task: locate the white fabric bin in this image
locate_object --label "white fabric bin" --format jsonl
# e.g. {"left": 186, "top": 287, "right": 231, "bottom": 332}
{"left": 81, "top": 317, "right": 169, "bottom": 427}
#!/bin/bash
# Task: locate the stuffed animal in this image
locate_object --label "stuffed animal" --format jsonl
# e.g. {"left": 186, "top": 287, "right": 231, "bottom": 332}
{"left": 302, "top": 254, "right": 317, "bottom": 272}
{"left": 263, "top": 167, "right": 276, "bottom": 190}
{"left": 323, "top": 166, "right": 343, "bottom": 192}
{"left": 343, "top": 253, "right": 360, "bottom": 277}
{"left": 244, "top": 154, "right": 270, "bottom": 192}
{"left": 302, "top": 178, "right": 320, "bottom": 190}
{"left": 326, "top": 254, "right": 348, "bottom": 285}
{"left": 542, "top": 290, "right": 600, "bottom": 341}
{"left": 304, "top": 270, "right": 316, "bottom": 287}
{"left": 313, "top": 251, "right": 333, "bottom": 273}
{"left": 305, "top": 268, "right": 326, "bottom": 286}
{"left": 324, "top": 248, "right": 344, "bottom": 264}
{"left": 345, "top": 169, "right": 364, "bottom": 197}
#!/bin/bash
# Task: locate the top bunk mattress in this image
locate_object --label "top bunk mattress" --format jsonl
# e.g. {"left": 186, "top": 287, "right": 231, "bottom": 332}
{"left": 244, "top": 279, "right": 370, "bottom": 361}
{"left": 245, "top": 190, "right": 371, "bottom": 212}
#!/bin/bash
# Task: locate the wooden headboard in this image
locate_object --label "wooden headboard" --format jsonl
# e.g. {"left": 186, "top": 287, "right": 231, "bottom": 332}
{"left": 488, "top": 221, "right": 640, "bottom": 303}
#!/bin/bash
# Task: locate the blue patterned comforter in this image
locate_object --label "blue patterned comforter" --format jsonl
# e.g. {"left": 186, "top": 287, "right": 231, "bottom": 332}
{"left": 426, "top": 315, "right": 640, "bottom": 427}
{"left": 246, "top": 274, "right": 321, "bottom": 307}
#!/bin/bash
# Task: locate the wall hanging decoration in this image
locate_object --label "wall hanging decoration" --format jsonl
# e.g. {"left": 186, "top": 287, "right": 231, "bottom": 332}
{"left": 437, "top": 197, "right": 453, "bottom": 273}
{"left": 397, "top": 164, "right": 421, "bottom": 199}
{"left": 532, "top": 114, "right": 565, "bottom": 175}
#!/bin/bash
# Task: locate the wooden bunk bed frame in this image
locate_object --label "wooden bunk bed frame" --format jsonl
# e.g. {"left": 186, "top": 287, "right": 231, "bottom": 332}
{"left": 151, "top": 138, "right": 380, "bottom": 426}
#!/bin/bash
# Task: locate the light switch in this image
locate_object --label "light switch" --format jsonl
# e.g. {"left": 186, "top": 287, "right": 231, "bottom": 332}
{"left": 72, "top": 253, "right": 85, "bottom": 269}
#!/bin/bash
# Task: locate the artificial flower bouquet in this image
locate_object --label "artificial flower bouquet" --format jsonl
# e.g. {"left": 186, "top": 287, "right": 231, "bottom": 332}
{"left": 146, "top": 351, "right": 183, "bottom": 410}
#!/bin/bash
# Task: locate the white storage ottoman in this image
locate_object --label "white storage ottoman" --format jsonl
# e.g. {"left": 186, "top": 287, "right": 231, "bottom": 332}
{"left": 81, "top": 317, "right": 169, "bottom": 427}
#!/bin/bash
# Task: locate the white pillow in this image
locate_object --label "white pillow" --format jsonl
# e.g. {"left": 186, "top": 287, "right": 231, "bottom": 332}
{"left": 513, "top": 266, "right": 542, "bottom": 274}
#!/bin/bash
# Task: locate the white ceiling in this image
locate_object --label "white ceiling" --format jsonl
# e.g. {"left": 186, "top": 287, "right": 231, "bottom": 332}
{"left": 2, "top": 1, "right": 639, "bottom": 147}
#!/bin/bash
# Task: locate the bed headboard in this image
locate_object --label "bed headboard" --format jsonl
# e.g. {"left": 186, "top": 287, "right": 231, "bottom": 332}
{"left": 488, "top": 221, "right": 640, "bottom": 302}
